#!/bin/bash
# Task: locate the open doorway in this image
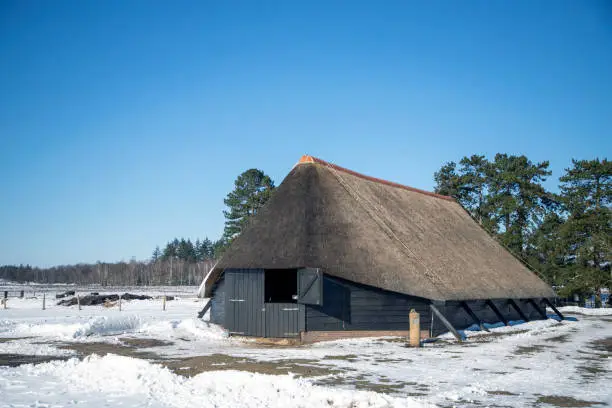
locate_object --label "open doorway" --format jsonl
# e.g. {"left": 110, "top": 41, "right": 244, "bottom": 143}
{"left": 264, "top": 269, "right": 297, "bottom": 303}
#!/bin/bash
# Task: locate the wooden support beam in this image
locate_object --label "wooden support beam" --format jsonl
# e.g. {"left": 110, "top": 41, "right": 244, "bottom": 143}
{"left": 460, "top": 301, "right": 489, "bottom": 331}
{"left": 430, "top": 304, "right": 462, "bottom": 342}
{"left": 508, "top": 299, "right": 529, "bottom": 322}
{"left": 527, "top": 298, "right": 548, "bottom": 319}
{"left": 485, "top": 300, "right": 508, "bottom": 326}
{"left": 197, "top": 299, "right": 212, "bottom": 319}
{"left": 543, "top": 298, "right": 564, "bottom": 320}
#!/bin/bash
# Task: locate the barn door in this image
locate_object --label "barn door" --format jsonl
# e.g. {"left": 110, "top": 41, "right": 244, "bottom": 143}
{"left": 297, "top": 268, "right": 323, "bottom": 305}
{"left": 264, "top": 303, "right": 303, "bottom": 338}
{"left": 224, "top": 269, "right": 265, "bottom": 337}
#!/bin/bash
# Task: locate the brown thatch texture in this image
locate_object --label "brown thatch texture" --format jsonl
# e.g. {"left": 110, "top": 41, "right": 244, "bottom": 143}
{"left": 206, "top": 158, "right": 555, "bottom": 301}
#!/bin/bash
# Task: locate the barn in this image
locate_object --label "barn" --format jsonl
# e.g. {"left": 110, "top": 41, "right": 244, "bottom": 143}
{"left": 198, "top": 155, "right": 562, "bottom": 342}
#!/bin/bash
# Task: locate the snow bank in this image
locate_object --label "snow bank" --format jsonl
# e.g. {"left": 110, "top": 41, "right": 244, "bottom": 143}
{"left": 14, "top": 315, "right": 143, "bottom": 339}
{"left": 556, "top": 306, "right": 612, "bottom": 316}
{"left": 10, "top": 314, "right": 228, "bottom": 342}
{"left": 2, "top": 354, "right": 432, "bottom": 408}
{"left": 141, "top": 318, "right": 228, "bottom": 341}
{"left": 438, "top": 318, "right": 562, "bottom": 340}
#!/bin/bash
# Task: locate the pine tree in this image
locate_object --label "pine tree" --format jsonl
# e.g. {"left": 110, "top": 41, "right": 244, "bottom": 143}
{"left": 162, "top": 239, "right": 179, "bottom": 260}
{"left": 434, "top": 156, "right": 494, "bottom": 229}
{"left": 557, "top": 158, "right": 611, "bottom": 295}
{"left": 433, "top": 161, "right": 461, "bottom": 198}
{"left": 222, "top": 169, "right": 275, "bottom": 242}
{"left": 201, "top": 237, "right": 213, "bottom": 259}
{"left": 486, "top": 154, "right": 553, "bottom": 257}
{"left": 151, "top": 246, "right": 162, "bottom": 262}
{"left": 458, "top": 155, "right": 492, "bottom": 226}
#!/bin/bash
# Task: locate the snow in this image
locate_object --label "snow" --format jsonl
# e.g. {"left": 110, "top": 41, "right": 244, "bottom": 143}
{"left": 1, "top": 290, "right": 611, "bottom": 407}
{"left": 0, "top": 354, "right": 429, "bottom": 408}
{"left": 556, "top": 305, "right": 612, "bottom": 316}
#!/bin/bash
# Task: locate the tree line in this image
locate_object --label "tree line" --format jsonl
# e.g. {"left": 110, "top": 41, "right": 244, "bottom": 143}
{"left": 1, "top": 158, "right": 608, "bottom": 299}
{"left": 434, "top": 155, "right": 610, "bottom": 298}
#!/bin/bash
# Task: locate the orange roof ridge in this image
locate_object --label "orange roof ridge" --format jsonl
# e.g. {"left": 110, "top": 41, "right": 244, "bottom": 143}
{"left": 296, "top": 155, "right": 455, "bottom": 202}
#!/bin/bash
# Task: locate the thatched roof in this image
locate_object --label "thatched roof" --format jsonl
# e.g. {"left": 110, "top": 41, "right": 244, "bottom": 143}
{"left": 204, "top": 155, "right": 555, "bottom": 301}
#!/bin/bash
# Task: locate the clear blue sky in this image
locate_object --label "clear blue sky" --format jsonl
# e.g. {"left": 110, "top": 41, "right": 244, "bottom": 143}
{"left": 1, "top": 1, "right": 610, "bottom": 267}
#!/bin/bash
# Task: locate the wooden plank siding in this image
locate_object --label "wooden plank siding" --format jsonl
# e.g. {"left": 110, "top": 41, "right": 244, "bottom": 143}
{"left": 224, "top": 269, "right": 265, "bottom": 337}
{"left": 264, "top": 303, "right": 304, "bottom": 338}
{"left": 210, "top": 277, "right": 225, "bottom": 325}
{"left": 305, "top": 276, "right": 432, "bottom": 332}
{"left": 211, "top": 270, "right": 550, "bottom": 340}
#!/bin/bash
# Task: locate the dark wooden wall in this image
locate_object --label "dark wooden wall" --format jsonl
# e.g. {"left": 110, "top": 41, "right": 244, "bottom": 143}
{"left": 305, "top": 276, "right": 432, "bottom": 332}
{"left": 211, "top": 270, "right": 550, "bottom": 338}
{"left": 210, "top": 277, "right": 225, "bottom": 325}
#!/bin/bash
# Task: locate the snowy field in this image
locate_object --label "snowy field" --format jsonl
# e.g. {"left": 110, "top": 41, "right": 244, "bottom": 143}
{"left": 0, "top": 288, "right": 610, "bottom": 408}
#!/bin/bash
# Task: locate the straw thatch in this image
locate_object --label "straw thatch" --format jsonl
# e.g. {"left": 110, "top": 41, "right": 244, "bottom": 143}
{"left": 204, "top": 156, "right": 555, "bottom": 301}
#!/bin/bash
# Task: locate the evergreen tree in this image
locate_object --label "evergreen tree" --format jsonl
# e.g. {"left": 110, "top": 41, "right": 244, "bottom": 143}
{"left": 222, "top": 169, "right": 275, "bottom": 242}
{"left": 151, "top": 246, "right": 162, "bottom": 262}
{"left": 162, "top": 239, "right": 179, "bottom": 260}
{"left": 177, "top": 238, "right": 197, "bottom": 262}
{"left": 434, "top": 155, "right": 494, "bottom": 229}
{"left": 525, "top": 212, "right": 566, "bottom": 285}
{"left": 201, "top": 237, "right": 213, "bottom": 259}
{"left": 433, "top": 161, "right": 461, "bottom": 198}
{"left": 486, "top": 154, "right": 553, "bottom": 257}
{"left": 194, "top": 239, "right": 203, "bottom": 261}
{"left": 557, "top": 158, "right": 611, "bottom": 295}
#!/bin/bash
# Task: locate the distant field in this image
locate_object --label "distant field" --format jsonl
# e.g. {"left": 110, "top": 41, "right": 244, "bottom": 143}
{"left": 0, "top": 281, "right": 199, "bottom": 297}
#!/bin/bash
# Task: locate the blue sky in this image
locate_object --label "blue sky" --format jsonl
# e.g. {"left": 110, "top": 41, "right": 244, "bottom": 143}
{"left": 1, "top": 0, "right": 610, "bottom": 267}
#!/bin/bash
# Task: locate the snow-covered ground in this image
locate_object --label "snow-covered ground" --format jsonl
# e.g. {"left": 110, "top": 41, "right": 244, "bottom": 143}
{"left": 0, "top": 291, "right": 610, "bottom": 407}
{"left": 557, "top": 305, "right": 612, "bottom": 316}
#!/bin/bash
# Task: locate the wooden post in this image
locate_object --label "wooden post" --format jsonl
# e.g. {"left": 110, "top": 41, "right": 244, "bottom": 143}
{"left": 409, "top": 309, "right": 421, "bottom": 347}
{"left": 197, "top": 299, "right": 212, "bottom": 319}
{"left": 77, "top": 294, "right": 81, "bottom": 310}
{"left": 20, "top": 290, "right": 24, "bottom": 298}
{"left": 460, "top": 301, "right": 489, "bottom": 332}
{"left": 162, "top": 295, "right": 166, "bottom": 311}
{"left": 119, "top": 295, "right": 122, "bottom": 311}
{"left": 508, "top": 299, "right": 529, "bottom": 322}
{"left": 42, "top": 293, "right": 46, "bottom": 310}
{"left": 543, "top": 298, "right": 564, "bottom": 320}
{"left": 430, "top": 304, "right": 462, "bottom": 342}
{"left": 3, "top": 291, "right": 6, "bottom": 299}
{"left": 527, "top": 299, "right": 547, "bottom": 319}
{"left": 485, "top": 300, "right": 508, "bottom": 326}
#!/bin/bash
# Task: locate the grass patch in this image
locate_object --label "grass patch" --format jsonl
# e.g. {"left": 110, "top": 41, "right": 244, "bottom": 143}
{"left": 513, "top": 344, "right": 546, "bottom": 356}
{"left": 0, "top": 353, "right": 70, "bottom": 367}
{"left": 545, "top": 334, "right": 571, "bottom": 344}
{"left": 162, "top": 354, "right": 342, "bottom": 378}
{"left": 315, "top": 376, "right": 422, "bottom": 395}
{"left": 487, "top": 390, "right": 517, "bottom": 396}
{"left": 57, "top": 342, "right": 162, "bottom": 360}
{"left": 535, "top": 395, "right": 605, "bottom": 407}
{"left": 325, "top": 354, "right": 359, "bottom": 362}
{"left": 120, "top": 337, "right": 173, "bottom": 348}
{"left": 373, "top": 357, "right": 411, "bottom": 363}
{"left": 588, "top": 337, "right": 611, "bottom": 354}
{"left": 0, "top": 337, "right": 31, "bottom": 343}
